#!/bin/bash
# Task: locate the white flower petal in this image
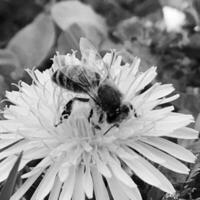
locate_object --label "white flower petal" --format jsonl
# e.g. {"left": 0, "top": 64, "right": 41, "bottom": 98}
{"left": 118, "top": 181, "right": 142, "bottom": 200}
{"left": 168, "top": 127, "right": 199, "bottom": 139}
{"left": 58, "top": 164, "right": 70, "bottom": 182}
{"left": 107, "top": 154, "right": 136, "bottom": 188}
{"left": 22, "top": 146, "right": 49, "bottom": 160}
{"left": 35, "top": 158, "right": 63, "bottom": 200}
{"left": 144, "top": 106, "right": 174, "bottom": 120}
{"left": 159, "top": 94, "right": 180, "bottom": 104}
{"left": 107, "top": 173, "right": 142, "bottom": 200}
{"left": 59, "top": 167, "right": 76, "bottom": 200}
{"left": 72, "top": 166, "right": 85, "bottom": 200}
{"left": 0, "top": 120, "right": 24, "bottom": 132}
{"left": 141, "top": 137, "right": 196, "bottom": 163}
{"left": 116, "top": 146, "right": 139, "bottom": 160}
{"left": 146, "top": 84, "right": 175, "bottom": 101}
{"left": 22, "top": 156, "right": 52, "bottom": 179}
{"left": 11, "top": 171, "right": 42, "bottom": 200}
{"left": 122, "top": 149, "right": 161, "bottom": 184}
{"left": 107, "top": 175, "right": 134, "bottom": 200}
{"left": 129, "top": 57, "right": 141, "bottom": 77}
{"left": 128, "top": 141, "right": 189, "bottom": 174}
{"left": 91, "top": 166, "right": 110, "bottom": 200}
{"left": 21, "top": 167, "right": 42, "bottom": 179}
{"left": 83, "top": 165, "right": 93, "bottom": 198}
{"left": 126, "top": 67, "right": 157, "bottom": 100}
{"left": 0, "top": 133, "right": 23, "bottom": 140}
{"left": 123, "top": 154, "right": 175, "bottom": 194}
{"left": 49, "top": 176, "right": 62, "bottom": 200}
{"left": 96, "top": 155, "right": 112, "bottom": 178}
{"left": 155, "top": 113, "right": 194, "bottom": 132}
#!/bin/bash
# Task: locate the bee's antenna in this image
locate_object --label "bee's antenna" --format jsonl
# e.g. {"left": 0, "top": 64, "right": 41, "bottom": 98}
{"left": 104, "top": 124, "right": 119, "bottom": 135}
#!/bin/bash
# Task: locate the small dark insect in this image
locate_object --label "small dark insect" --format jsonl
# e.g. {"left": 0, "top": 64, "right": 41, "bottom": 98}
{"left": 52, "top": 38, "right": 133, "bottom": 127}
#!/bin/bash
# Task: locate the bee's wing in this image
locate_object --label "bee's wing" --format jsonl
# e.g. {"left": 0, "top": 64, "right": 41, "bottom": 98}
{"left": 79, "top": 38, "right": 109, "bottom": 80}
{"left": 60, "top": 65, "right": 94, "bottom": 88}
{"left": 60, "top": 66, "right": 99, "bottom": 104}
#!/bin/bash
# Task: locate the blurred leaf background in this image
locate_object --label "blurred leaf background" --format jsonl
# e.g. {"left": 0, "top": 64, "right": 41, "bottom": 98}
{"left": 1, "top": 0, "right": 200, "bottom": 199}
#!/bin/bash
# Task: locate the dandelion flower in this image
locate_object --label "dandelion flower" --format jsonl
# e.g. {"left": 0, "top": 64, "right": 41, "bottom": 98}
{"left": 0, "top": 38, "right": 198, "bottom": 200}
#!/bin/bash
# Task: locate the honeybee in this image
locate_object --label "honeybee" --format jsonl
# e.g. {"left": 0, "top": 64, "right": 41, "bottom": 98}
{"left": 52, "top": 38, "right": 133, "bottom": 127}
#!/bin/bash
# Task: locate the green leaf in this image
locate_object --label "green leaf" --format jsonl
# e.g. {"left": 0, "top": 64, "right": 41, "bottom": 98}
{"left": 160, "top": 0, "right": 189, "bottom": 10}
{"left": 7, "top": 13, "right": 55, "bottom": 79}
{"left": 57, "top": 23, "right": 85, "bottom": 56}
{"left": 51, "top": 1, "right": 107, "bottom": 34}
{"left": 184, "top": 154, "right": 200, "bottom": 196}
{"left": 57, "top": 23, "right": 103, "bottom": 56}
{"left": 195, "top": 113, "right": 200, "bottom": 131}
{"left": 0, "top": 152, "right": 23, "bottom": 200}
{"left": 0, "top": 49, "right": 20, "bottom": 76}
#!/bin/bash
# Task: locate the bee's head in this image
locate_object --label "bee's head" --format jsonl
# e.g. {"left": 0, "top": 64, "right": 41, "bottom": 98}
{"left": 120, "top": 103, "right": 133, "bottom": 114}
{"left": 106, "top": 102, "right": 133, "bottom": 124}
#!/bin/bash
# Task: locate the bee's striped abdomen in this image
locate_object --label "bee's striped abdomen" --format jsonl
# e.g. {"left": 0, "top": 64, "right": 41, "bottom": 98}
{"left": 52, "top": 70, "right": 85, "bottom": 93}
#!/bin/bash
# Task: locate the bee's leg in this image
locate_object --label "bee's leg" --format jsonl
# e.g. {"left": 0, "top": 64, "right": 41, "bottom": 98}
{"left": 62, "top": 97, "right": 90, "bottom": 119}
{"left": 55, "top": 97, "right": 89, "bottom": 127}
{"left": 54, "top": 100, "right": 74, "bottom": 127}
{"left": 73, "top": 97, "right": 90, "bottom": 103}
{"left": 88, "top": 109, "right": 93, "bottom": 122}
{"left": 61, "top": 99, "right": 74, "bottom": 120}
{"left": 98, "top": 111, "right": 105, "bottom": 123}
{"left": 87, "top": 109, "right": 101, "bottom": 130}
